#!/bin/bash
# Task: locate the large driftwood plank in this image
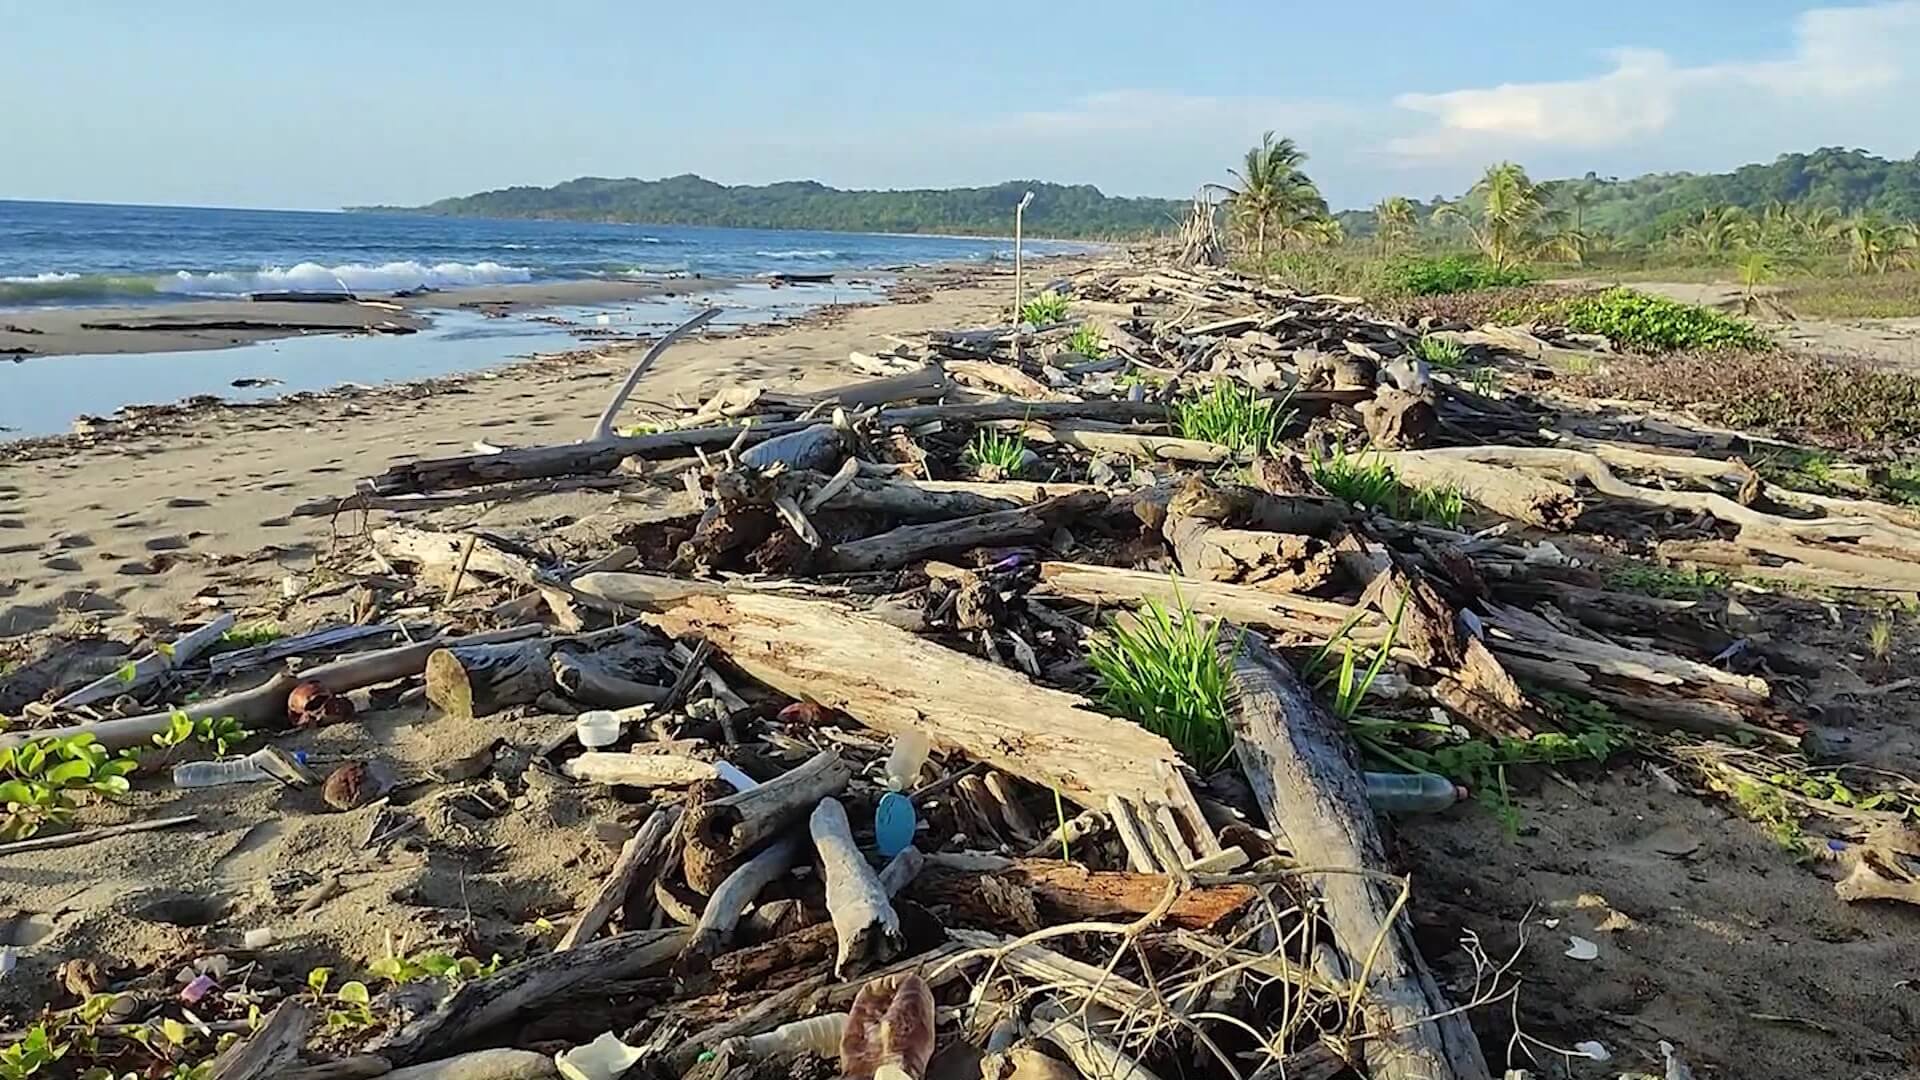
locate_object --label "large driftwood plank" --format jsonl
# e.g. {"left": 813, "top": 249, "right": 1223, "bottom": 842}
{"left": 640, "top": 590, "right": 1213, "bottom": 848}
{"left": 1224, "top": 632, "right": 1489, "bottom": 1080}
{"left": 827, "top": 490, "right": 1109, "bottom": 571}
{"left": 378, "top": 928, "right": 687, "bottom": 1065}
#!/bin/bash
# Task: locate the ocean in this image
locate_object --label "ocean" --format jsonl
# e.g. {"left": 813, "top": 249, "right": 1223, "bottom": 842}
{"left": 0, "top": 201, "right": 1092, "bottom": 438}
{"left": 0, "top": 200, "right": 1086, "bottom": 305}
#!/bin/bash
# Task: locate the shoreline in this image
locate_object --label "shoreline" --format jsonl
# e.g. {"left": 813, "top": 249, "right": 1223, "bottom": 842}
{"left": 0, "top": 276, "right": 744, "bottom": 360}
{"left": 0, "top": 256, "right": 1089, "bottom": 639}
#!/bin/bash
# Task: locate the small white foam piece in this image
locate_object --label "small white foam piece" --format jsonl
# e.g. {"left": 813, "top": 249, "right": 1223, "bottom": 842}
{"left": 1573, "top": 1040, "right": 1610, "bottom": 1061}
{"left": 1564, "top": 935, "right": 1600, "bottom": 961}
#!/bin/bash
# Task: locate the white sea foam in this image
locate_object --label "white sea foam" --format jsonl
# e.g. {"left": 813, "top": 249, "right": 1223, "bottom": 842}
{"left": 753, "top": 249, "right": 838, "bottom": 260}
{"left": 0, "top": 271, "right": 83, "bottom": 284}
{"left": 158, "top": 260, "right": 535, "bottom": 297}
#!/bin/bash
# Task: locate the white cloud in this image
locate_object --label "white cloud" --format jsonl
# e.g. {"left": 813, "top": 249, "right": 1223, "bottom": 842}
{"left": 1389, "top": 0, "right": 1920, "bottom": 159}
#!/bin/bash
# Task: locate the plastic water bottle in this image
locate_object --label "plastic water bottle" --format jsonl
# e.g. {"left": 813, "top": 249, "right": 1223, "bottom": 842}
{"left": 1363, "top": 771, "right": 1465, "bottom": 813}
{"left": 883, "top": 730, "right": 931, "bottom": 792}
{"left": 172, "top": 750, "right": 277, "bottom": 788}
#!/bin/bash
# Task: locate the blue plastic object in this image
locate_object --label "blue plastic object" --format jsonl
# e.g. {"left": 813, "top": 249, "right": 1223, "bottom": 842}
{"left": 874, "top": 791, "right": 917, "bottom": 857}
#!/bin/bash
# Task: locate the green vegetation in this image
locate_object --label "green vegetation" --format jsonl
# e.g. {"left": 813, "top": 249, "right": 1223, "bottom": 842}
{"left": 1220, "top": 133, "right": 1338, "bottom": 259}
{"left": 1412, "top": 334, "right": 1468, "bottom": 370}
{"left": 1064, "top": 322, "right": 1105, "bottom": 358}
{"left": 1309, "top": 450, "right": 1464, "bottom": 527}
{"left": 307, "top": 968, "right": 377, "bottom": 1036}
{"left": 1780, "top": 269, "right": 1920, "bottom": 318}
{"left": 1606, "top": 564, "right": 1731, "bottom": 599}
{"left": 1729, "top": 779, "right": 1811, "bottom": 857}
{"left": 1086, "top": 594, "right": 1235, "bottom": 766}
{"left": 368, "top": 940, "right": 503, "bottom": 986}
{"left": 1869, "top": 613, "right": 1896, "bottom": 663}
{"left": 0, "top": 734, "right": 139, "bottom": 841}
{"left": 376, "top": 176, "right": 1182, "bottom": 239}
{"left": 964, "top": 427, "right": 1029, "bottom": 479}
{"left": 1174, "top": 382, "right": 1294, "bottom": 454}
{"left": 1554, "top": 288, "right": 1769, "bottom": 352}
{"left": 1387, "top": 254, "right": 1533, "bottom": 296}
{"left": 1433, "top": 162, "right": 1583, "bottom": 269}
{"left": 0, "top": 1025, "right": 67, "bottom": 1079}
{"left": 213, "top": 622, "right": 281, "bottom": 652}
{"left": 1018, "top": 290, "right": 1070, "bottom": 325}
{"left": 151, "top": 711, "right": 252, "bottom": 757}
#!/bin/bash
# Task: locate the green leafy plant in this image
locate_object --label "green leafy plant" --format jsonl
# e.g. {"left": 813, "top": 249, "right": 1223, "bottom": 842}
{"left": 1557, "top": 288, "right": 1769, "bottom": 352}
{"left": 1605, "top": 564, "right": 1730, "bottom": 600}
{"left": 1869, "top": 613, "right": 1896, "bottom": 663}
{"left": 1386, "top": 254, "right": 1534, "bottom": 295}
{"left": 964, "top": 427, "right": 1029, "bottom": 479}
{"left": 1086, "top": 593, "right": 1236, "bottom": 766}
{"left": 0, "top": 1024, "right": 69, "bottom": 1080}
{"left": 1018, "top": 291, "right": 1069, "bottom": 326}
{"left": 0, "top": 734, "right": 140, "bottom": 841}
{"left": 1175, "top": 382, "right": 1294, "bottom": 455}
{"left": 1064, "top": 323, "right": 1104, "bottom": 359}
{"left": 306, "top": 967, "right": 378, "bottom": 1036}
{"left": 1310, "top": 590, "right": 1409, "bottom": 721}
{"left": 151, "top": 711, "right": 252, "bottom": 757}
{"left": 368, "top": 944, "right": 502, "bottom": 986}
{"left": 215, "top": 622, "right": 281, "bottom": 651}
{"left": 1413, "top": 334, "right": 1468, "bottom": 370}
{"left": 1309, "top": 450, "right": 1464, "bottom": 527}
{"left": 1730, "top": 779, "right": 1811, "bottom": 858}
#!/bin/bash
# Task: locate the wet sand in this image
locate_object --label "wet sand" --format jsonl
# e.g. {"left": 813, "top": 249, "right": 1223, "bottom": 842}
{"left": 0, "top": 276, "right": 740, "bottom": 359}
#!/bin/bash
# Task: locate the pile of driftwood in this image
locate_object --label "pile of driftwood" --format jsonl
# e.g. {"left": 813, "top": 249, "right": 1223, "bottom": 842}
{"left": 16, "top": 260, "right": 1920, "bottom": 1080}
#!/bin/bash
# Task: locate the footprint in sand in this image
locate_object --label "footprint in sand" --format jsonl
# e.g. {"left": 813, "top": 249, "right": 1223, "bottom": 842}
{"left": 54, "top": 533, "right": 93, "bottom": 549}
{"left": 144, "top": 535, "right": 188, "bottom": 551}
{"left": 0, "top": 519, "right": 23, "bottom": 530}
{"left": 165, "top": 497, "right": 211, "bottom": 509}
{"left": 112, "top": 519, "right": 148, "bottom": 530}
{"left": 257, "top": 516, "right": 292, "bottom": 528}
{"left": 40, "top": 556, "right": 81, "bottom": 572}
{"left": 260, "top": 481, "right": 294, "bottom": 491}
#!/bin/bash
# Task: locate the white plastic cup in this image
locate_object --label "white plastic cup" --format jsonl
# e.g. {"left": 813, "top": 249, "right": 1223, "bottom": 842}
{"left": 574, "top": 711, "right": 621, "bottom": 749}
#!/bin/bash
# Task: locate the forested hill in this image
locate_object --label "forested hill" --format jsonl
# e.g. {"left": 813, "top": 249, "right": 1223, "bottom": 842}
{"left": 1339, "top": 148, "right": 1920, "bottom": 240}
{"left": 366, "top": 175, "right": 1186, "bottom": 239}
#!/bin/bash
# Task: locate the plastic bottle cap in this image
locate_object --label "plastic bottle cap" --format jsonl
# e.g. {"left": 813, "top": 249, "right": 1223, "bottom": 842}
{"left": 574, "top": 711, "right": 622, "bottom": 749}
{"left": 874, "top": 792, "right": 917, "bottom": 857}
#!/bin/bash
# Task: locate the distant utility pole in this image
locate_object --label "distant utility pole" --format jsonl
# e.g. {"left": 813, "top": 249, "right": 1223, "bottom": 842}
{"left": 1014, "top": 190, "right": 1035, "bottom": 316}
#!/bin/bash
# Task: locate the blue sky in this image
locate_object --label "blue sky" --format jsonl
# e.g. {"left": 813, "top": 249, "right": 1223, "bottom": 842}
{"left": 5, "top": 0, "right": 1918, "bottom": 210}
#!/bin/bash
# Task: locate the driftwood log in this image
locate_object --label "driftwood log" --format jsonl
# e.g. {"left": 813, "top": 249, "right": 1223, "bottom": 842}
{"left": 810, "top": 796, "right": 904, "bottom": 975}
{"left": 5, "top": 626, "right": 545, "bottom": 752}
{"left": 379, "top": 929, "right": 686, "bottom": 1065}
{"left": 51, "top": 612, "right": 235, "bottom": 712}
{"left": 683, "top": 833, "right": 806, "bottom": 963}
{"left": 383, "top": 1050, "right": 557, "bottom": 1080}
{"left": 827, "top": 490, "right": 1109, "bottom": 571}
{"left": 208, "top": 1000, "right": 310, "bottom": 1080}
{"left": 626, "top": 586, "right": 1214, "bottom": 849}
{"left": 685, "top": 748, "right": 852, "bottom": 860}
{"left": 909, "top": 857, "right": 1253, "bottom": 931}
{"left": 1224, "top": 631, "right": 1489, "bottom": 1080}
{"left": 556, "top": 806, "right": 683, "bottom": 950}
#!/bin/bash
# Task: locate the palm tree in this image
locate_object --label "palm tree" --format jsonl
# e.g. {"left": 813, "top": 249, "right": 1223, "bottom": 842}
{"left": 1373, "top": 196, "right": 1417, "bottom": 247}
{"left": 1222, "top": 133, "right": 1329, "bottom": 260}
{"left": 1433, "top": 162, "right": 1580, "bottom": 269}
{"left": 1847, "top": 213, "right": 1896, "bottom": 273}
{"left": 1669, "top": 206, "right": 1751, "bottom": 255}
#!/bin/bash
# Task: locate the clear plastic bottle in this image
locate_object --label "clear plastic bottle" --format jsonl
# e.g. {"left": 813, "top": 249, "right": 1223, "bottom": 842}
{"left": 1363, "top": 771, "right": 1465, "bottom": 813}
{"left": 883, "top": 731, "right": 932, "bottom": 792}
{"left": 172, "top": 750, "right": 277, "bottom": 788}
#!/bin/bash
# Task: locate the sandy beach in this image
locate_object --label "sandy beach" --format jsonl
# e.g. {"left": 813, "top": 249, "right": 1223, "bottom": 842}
{"left": 0, "top": 262, "right": 1026, "bottom": 645}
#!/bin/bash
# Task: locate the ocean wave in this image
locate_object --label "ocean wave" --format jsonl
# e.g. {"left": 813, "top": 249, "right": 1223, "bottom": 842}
{"left": 0, "top": 272, "right": 160, "bottom": 303}
{"left": 753, "top": 249, "right": 838, "bottom": 260}
{"left": 160, "top": 260, "right": 534, "bottom": 297}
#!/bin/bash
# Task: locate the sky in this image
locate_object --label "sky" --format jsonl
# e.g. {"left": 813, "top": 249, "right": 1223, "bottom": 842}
{"left": 4, "top": 0, "right": 1920, "bottom": 212}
